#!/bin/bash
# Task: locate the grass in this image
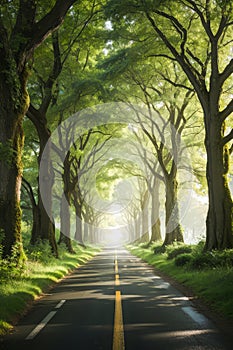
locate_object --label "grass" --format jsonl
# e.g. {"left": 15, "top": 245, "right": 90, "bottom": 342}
{"left": 0, "top": 242, "right": 100, "bottom": 337}
{"left": 128, "top": 243, "right": 233, "bottom": 320}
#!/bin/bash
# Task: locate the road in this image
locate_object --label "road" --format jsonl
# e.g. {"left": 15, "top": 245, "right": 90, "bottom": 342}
{"left": 1, "top": 247, "right": 232, "bottom": 350}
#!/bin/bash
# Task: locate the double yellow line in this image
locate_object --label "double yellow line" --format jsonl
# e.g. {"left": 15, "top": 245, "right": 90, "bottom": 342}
{"left": 113, "top": 251, "right": 125, "bottom": 350}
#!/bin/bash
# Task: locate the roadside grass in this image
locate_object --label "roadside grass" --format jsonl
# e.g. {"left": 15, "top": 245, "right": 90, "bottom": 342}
{"left": 128, "top": 243, "right": 233, "bottom": 321}
{"left": 0, "top": 242, "right": 100, "bottom": 337}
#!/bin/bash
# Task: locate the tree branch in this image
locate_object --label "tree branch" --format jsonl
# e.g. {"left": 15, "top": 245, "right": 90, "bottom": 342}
{"left": 22, "top": 177, "right": 37, "bottom": 208}
{"left": 32, "top": 0, "right": 77, "bottom": 48}
{"left": 220, "top": 99, "right": 233, "bottom": 122}
{"left": 222, "top": 128, "right": 233, "bottom": 146}
{"left": 143, "top": 6, "right": 208, "bottom": 108}
{"left": 219, "top": 58, "right": 233, "bottom": 87}
{"left": 182, "top": 0, "right": 213, "bottom": 38}
{"left": 40, "top": 31, "right": 62, "bottom": 114}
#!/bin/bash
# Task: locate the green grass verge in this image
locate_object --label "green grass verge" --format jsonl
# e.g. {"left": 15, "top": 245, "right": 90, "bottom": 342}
{"left": 128, "top": 244, "right": 233, "bottom": 321}
{"left": 0, "top": 243, "right": 100, "bottom": 337}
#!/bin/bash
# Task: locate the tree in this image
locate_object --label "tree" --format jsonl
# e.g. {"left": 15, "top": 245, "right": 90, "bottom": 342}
{"left": 131, "top": 137, "right": 163, "bottom": 243}
{"left": 122, "top": 135, "right": 163, "bottom": 243}
{"left": 70, "top": 127, "right": 114, "bottom": 244}
{"left": 0, "top": 0, "right": 79, "bottom": 260}
{"left": 143, "top": 0, "right": 233, "bottom": 250}
{"left": 25, "top": 1, "right": 102, "bottom": 256}
{"left": 105, "top": 0, "right": 233, "bottom": 249}
{"left": 99, "top": 47, "right": 196, "bottom": 244}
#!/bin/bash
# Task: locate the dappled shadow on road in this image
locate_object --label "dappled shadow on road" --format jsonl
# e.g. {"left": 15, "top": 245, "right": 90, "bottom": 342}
{"left": 113, "top": 251, "right": 232, "bottom": 350}
{"left": 2, "top": 249, "right": 232, "bottom": 350}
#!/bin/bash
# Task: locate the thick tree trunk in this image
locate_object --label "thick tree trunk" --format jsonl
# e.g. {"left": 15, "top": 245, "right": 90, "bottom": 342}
{"left": 0, "top": 0, "right": 80, "bottom": 260}
{"left": 163, "top": 176, "right": 183, "bottom": 245}
{"left": 150, "top": 180, "right": 162, "bottom": 243}
{"left": 58, "top": 232, "right": 75, "bottom": 253}
{"left": 0, "top": 118, "right": 25, "bottom": 259}
{"left": 27, "top": 106, "right": 58, "bottom": 255}
{"left": 150, "top": 219, "right": 161, "bottom": 243}
{"left": 0, "top": 53, "right": 28, "bottom": 260}
{"left": 204, "top": 118, "right": 233, "bottom": 250}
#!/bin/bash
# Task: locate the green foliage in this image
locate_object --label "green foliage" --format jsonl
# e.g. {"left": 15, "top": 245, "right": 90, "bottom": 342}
{"left": 151, "top": 240, "right": 233, "bottom": 269}
{"left": 25, "top": 240, "right": 54, "bottom": 264}
{"left": 174, "top": 253, "right": 193, "bottom": 266}
{"left": 0, "top": 242, "right": 99, "bottom": 336}
{"left": 138, "top": 241, "right": 151, "bottom": 249}
{"left": 190, "top": 249, "right": 233, "bottom": 270}
{"left": 166, "top": 244, "right": 193, "bottom": 260}
{"left": 153, "top": 243, "right": 166, "bottom": 255}
{"left": 0, "top": 233, "right": 25, "bottom": 282}
{"left": 129, "top": 243, "right": 233, "bottom": 319}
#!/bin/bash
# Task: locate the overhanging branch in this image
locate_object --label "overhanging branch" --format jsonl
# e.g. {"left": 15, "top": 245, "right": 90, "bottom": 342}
{"left": 222, "top": 128, "right": 233, "bottom": 146}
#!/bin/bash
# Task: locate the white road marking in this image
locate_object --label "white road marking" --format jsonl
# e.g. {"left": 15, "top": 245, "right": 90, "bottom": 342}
{"left": 55, "top": 299, "right": 66, "bottom": 309}
{"left": 182, "top": 306, "right": 209, "bottom": 327}
{"left": 25, "top": 299, "right": 66, "bottom": 340}
{"left": 25, "top": 311, "right": 57, "bottom": 340}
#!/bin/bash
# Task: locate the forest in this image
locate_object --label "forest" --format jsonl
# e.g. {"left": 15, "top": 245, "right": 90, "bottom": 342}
{"left": 0, "top": 0, "right": 233, "bottom": 337}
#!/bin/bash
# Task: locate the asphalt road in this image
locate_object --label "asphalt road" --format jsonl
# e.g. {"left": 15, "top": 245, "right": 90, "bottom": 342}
{"left": 1, "top": 247, "right": 232, "bottom": 350}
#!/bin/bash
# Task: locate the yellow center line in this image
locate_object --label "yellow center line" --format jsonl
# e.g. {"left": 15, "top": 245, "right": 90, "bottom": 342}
{"left": 115, "top": 259, "right": 119, "bottom": 274}
{"left": 115, "top": 274, "right": 120, "bottom": 286}
{"left": 112, "top": 291, "right": 125, "bottom": 350}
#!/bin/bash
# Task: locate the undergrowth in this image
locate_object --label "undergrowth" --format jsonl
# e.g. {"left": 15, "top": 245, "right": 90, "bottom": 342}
{"left": 0, "top": 238, "right": 100, "bottom": 337}
{"left": 128, "top": 241, "right": 233, "bottom": 320}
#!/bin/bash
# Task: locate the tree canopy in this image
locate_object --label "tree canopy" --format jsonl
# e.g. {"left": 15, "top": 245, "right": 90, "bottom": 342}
{"left": 0, "top": 0, "right": 232, "bottom": 264}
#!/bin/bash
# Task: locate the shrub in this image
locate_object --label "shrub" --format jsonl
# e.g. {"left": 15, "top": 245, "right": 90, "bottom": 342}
{"left": 153, "top": 244, "right": 166, "bottom": 255}
{"left": 139, "top": 242, "right": 151, "bottom": 249}
{"left": 175, "top": 253, "right": 193, "bottom": 267}
{"left": 167, "top": 244, "right": 192, "bottom": 260}
{"left": 189, "top": 249, "right": 233, "bottom": 270}
{"left": 0, "top": 242, "right": 25, "bottom": 281}
{"left": 216, "top": 250, "right": 233, "bottom": 268}
{"left": 26, "top": 240, "right": 53, "bottom": 264}
{"left": 189, "top": 252, "right": 216, "bottom": 269}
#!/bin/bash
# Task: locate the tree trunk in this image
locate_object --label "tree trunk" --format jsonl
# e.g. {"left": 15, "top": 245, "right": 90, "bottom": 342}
{"left": 150, "top": 179, "right": 162, "bottom": 243}
{"left": 82, "top": 211, "right": 91, "bottom": 244}
{"left": 0, "top": 0, "right": 81, "bottom": 260}
{"left": 59, "top": 193, "right": 75, "bottom": 253}
{"left": 83, "top": 221, "right": 88, "bottom": 243}
{"left": 135, "top": 215, "right": 141, "bottom": 241}
{"left": 128, "top": 219, "right": 136, "bottom": 243}
{"left": 30, "top": 205, "right": 41, "bottom": 245}
{"left": 22, "top": 178, "right": 40, "bottom": 245}
{"left": 204, "top": 117, "right": 233, "bottom": 250}
{"left": 142, "top": 190, "right": 150, "bottom": 240}
{"left": 0, "top": 52, "right": 28, "bottom": 260}
{"left": 150, "top": 218, "right": 161, "bottom": 243}
{"left": 163, "top": 175, "right": 183, "bottom": 245}
{"left": 38, "top": 136, "right": 58, "bottom": 257}
{"left": 0, "top": 119, "right": 25, "bottom": 259}
{"left": 89, "top": 224, "right": 95, "bottom": 244}
{"left": 74, "top": 203, "right": 84, "bottom": 245}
